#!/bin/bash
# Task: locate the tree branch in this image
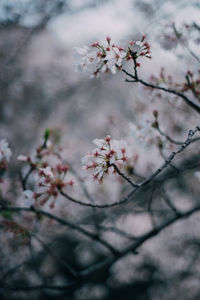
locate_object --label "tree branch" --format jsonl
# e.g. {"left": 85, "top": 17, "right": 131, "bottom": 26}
{"left": 122, "top": 68, "right": 200, "bottom": 114}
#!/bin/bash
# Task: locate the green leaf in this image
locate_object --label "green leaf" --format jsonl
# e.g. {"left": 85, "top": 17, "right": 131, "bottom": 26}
{"left": 44, "top": 128, "right": 50, "bottom": 141}
{"left": 42, "top": 128, "right": 51, "bottom": 148}
{"left": 1, "top": 211, "right": 13, "bottom": 219}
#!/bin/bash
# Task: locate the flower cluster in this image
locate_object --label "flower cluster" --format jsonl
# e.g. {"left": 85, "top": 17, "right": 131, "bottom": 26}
{"left": 130, "top": 121, "right": 159, "bottom": 146}
{"left": 24, "top": 164, "right": 74, "bottom": 208}
{"left": 148, "top": 68, "right": 174, "bottom": 88}
{"left": 182, "top": 70, "right": 200, "bottom": 97}
{"left": 82, "top": 135, "right": 131, "bottom": 182}
{"left": 129, "top": 115, "right": 167, "bottom": 149}
{"left": 3, "top": 219, "right": 29, "bottom": 241}
{"left": 74, "top": 36, "right": 151, "bottom": 77}
{"left": 184, "top": 22, "right": 200, "bottom": 45}
{"left": 0, "top": 139, "right": 12, "bottom": 179}
{"left": 158, "top": 21, "right": 200, "bottom": 51}
{"left": 147, "top": 68, "right": 200, "bottom": 101}
{"left": 158, "top": 23, "right": 181, "bottom": 50}
{"left": 17, "top": 129, "right": 74, "bottom": 208}
{"left": 0, "top": 139, "right": 12, "bottom": 163}
{"left": 128, "top": 36, "right": 151, "bottom": 59}
{"left": 146, "top": 68, "right": 182, "bottom": 103}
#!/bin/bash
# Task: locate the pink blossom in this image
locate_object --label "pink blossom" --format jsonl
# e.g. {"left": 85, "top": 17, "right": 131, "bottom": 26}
{"left": 74, "top": 36, "right": 151, "bottom": 78}
{"left": 74, "top": 38, "right": 127, "bottom": 77}
{"left": 82, "top": 135, "right": 131, "bottom": 182}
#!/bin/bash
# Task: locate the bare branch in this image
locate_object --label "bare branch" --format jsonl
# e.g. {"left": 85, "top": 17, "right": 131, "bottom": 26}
{"left": 0, "top": 206, "right": 118, "bottom": 255}
{"left": 122, "top": 68, "right": 200, "bottom": 114}
{"left": 3, "top": 204, "right": 200, "bottom": 291}
{"left": 58, "top": 127, "right": 199, "bottom": 208}
{"left": 112, "top": 163, "right": 139, "bottom": 187}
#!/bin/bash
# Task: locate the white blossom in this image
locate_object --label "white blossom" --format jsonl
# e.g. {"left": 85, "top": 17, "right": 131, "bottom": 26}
{"left": 128, "top": 37, "right": 151, "bottom": 59}
{"left": 17, "top": 154, "right": 28, "bottom": 162}
{"left": 23, "top": 190, "right": 35, "bottom": 207}
{"left": 103, "top": 46, "right": 126, "bottom": 74}
{"left": 39, "top": 166, "right": 54, "bottom": 179}
{"left": 129, "top": 121, "right": 167, "bottom": 148}
{"left": 74, "top": 38, "right": 127, "bottom": 77}
{"left": 74, "top": 45, "right": 100, "bottom": 74}
{"left": 0, "top": 139, "right": 12, "bottom": 162}
{"left": 82, "top": 135, "right": 131, "bottom": 182}
{"left": 129, "top": 121, "right": 158, "bottom": 145}
{"left": 74, "top": 36, "right": 151, "bottom": 78}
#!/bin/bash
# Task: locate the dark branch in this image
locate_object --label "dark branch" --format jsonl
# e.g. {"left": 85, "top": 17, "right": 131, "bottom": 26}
{"left": 122, "top": 68, "right": 200, "bottom": 114}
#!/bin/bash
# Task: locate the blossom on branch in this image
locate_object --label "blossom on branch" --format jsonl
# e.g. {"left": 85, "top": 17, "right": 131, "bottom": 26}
{"left": 22, "top": 163, "right": 73, "bottom": 208}
{"left": 0, "top": 139, "right": 12, "bottom": 163}
{"left": 128, "top": 36, "right": 151, "bottom": 59}
{"left": 74, "top": 36, "right": 151, "bottom": 78}
{"left": 0, "top": 139, "right": 12, "bottom": 179}
{"left": 17, "top": 130, "right": 75, "bottom": 208}
{"left": 82, "top": 135, "right": 131, "bottom": 182}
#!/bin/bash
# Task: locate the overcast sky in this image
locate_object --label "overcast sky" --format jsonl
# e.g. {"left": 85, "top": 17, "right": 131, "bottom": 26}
{"left": 49, "top": 0, "right": 200, "bottom": 46}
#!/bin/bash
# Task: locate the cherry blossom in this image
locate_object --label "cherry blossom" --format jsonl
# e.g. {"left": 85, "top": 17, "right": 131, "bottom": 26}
{"left": 23, "top": 190, "right": 36, "bottom": 207}
{"left": 22, "top": 163, "right": 73, "bottom": 208}
{"left": 74, "top": 45, "right": 100, "bottom": 74}
{"left": 129, "top": 120, "right": 166, "bottom": 148}
{"left": 74, "top": 36, "right": 151, "bottom": 78}
{"left": 158, "top": 23, "right": 186, "bottom": 51}
{"left": 82, "top": 135, "right": 131, "bottom": 182}
{"left": 39, "top": 166, "right": 54, "bottom": 179}
{"left": 17, "top": 155, "right": 29, "bottom": 162}
{"left": 0, "top": 139, "right": 12, "bottom": 163}
{"left": 128, "top": 36, "right": 151, "bottom": 59}
{"left": 74, "top": 40, "right": 126, "bottom": 77}
{"left": 101, "top": 44, "right": 126, "bottom": 74}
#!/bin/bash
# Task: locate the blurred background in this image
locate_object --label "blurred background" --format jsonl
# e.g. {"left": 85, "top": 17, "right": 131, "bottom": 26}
{"left": 1, "top": 0, "right": 199, "bottom": 156}
{"left": 1, "top": 0, "right": 200, "bottom": 299}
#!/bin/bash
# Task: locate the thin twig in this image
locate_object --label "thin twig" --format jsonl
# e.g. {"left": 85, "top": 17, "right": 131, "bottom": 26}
{"left": 79, "top": 204, "right": 200, "bottom": 279}
{"left": 161, "top": 186, "right": 181, "bottom": 216}
{"left": 19, "top": 166, "right": 35, "bottom": 190}
{"left": 3, "top": 204, "right": 200, "bottom": 291}
{"left": 139, "top": 127, "right": 200, "bottom": 186}
{"left": 122, "top": 68, "right": 200, "bottom": 114}
{"left": 185, "top": 74, "right": 200, "bottom": 102}
{"left": 112, "top": 163, "right": 139, "bottom": 187}
{"left": 0, "top": 206, "right": 118, "bottom": 255}
{"left": 31, "top": 233, "right": 78, "bottom": 278}
{"left": 59, "top": 127, "right": 199, "bottom": 208}
{"left": 3, "top": 199, "right": 200, "bottom": 293}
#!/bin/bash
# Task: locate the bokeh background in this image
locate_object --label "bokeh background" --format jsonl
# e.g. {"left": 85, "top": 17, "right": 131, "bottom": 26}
{"left": 1, "top": 0, "right": 200, "bottom": 299}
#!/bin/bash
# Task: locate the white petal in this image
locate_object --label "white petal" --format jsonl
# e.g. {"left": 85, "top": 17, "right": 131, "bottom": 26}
{"left": 110, "top": 156, "right": 116, "bottom": 164}
{"left": 110, "top": 65, "right": 117, "bottom": 74}
{"left": 24, "top": 198, "right": 35, "bottom": 207}
{"left": 17, "top": 155, "right": 28, "bottom": 162}
{"left": 24, "top": 190, "right": 34, "bottom": 199}
{"left": 40, "top": 166, "right": 54, "bottom": 178}
{"left": 93, "top": 138, "right": 105, "bottom": 148}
